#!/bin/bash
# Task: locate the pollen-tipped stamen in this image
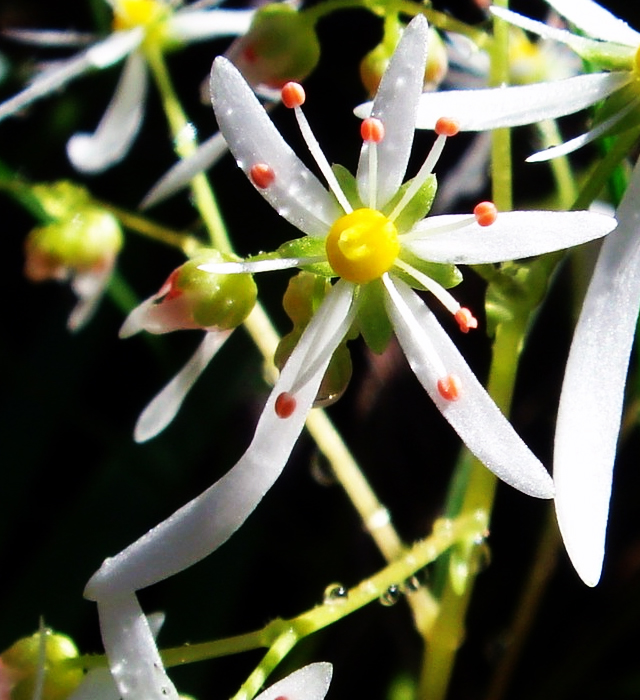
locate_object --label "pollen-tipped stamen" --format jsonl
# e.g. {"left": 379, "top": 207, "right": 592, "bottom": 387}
{"left": 280, "top": 82, "right": 352, "bottom": 214}
{"left": 250, "top": 163, "right": 275, "bottom": 189}
{"left": 437, "top": 374, "right": 462, "bottom": 401}
{"left": 474, "top": 201, "right": 498, "bottom": 226}
{"left": 361, "top": 117, "right": 385, "bottom": 210}
{"left": 275, "top": 391, "right": 297, "bottom": 419}
{"left": 388, "top": 117, "right": 456, "bottom": 222}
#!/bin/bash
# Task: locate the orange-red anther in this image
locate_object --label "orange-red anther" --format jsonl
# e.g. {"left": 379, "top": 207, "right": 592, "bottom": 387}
{"left": 454, "top": 307, "right": 478, "bottom": 333}
{"left": 249, "top": 163, "right": 275, "bottom": 189}
{"left": 275, "top": 392, "right": 297, "bottom": 418}
{"left": 435, "top": 117, "right": 460, "bottom": 137}
{"left": 437, "top": 374, "right": 462, "bottom": 401}
{"left": 281, "top": 82, "right": 306, "bottom": 109}
{"left": 361, "top": 117, "right": 385, "bottom": 143}
{"left": 474, "top": 201, "right": 498, "bottom": 227}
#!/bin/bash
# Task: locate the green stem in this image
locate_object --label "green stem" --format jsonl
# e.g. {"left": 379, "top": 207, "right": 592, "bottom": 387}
{"left": 143, "top": 42, "right": 232, "bottom": 253}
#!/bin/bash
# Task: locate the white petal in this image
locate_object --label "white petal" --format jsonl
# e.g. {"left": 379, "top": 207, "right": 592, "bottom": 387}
{"left": 255, "top": 664, "right": 333, "bottom": 700}
{"left": 2, "top": 28, "right": 96, "bottom": 46}
{"left": 134, "top": 330, "right": 233, "bottom": 443}
{"left": 543, "top": 0, "right": 640, "bottom": 46}
{"left": 68, "top": 265, "right": 113, "bottom": 331}
{"left": 140, "top": 132, "right": 228, "bottom": 209}
{"left": 198, "top": 256, "right": 322, "bottom": 274}
{"left": 210, "top": 57, "right": 339, "bottom": 237}
{"left": 167, "top": 9, "right": 254, "bottom": 42}
{"left": 67, "top": 51, "right": 147, "bottom": 173}
{"left": 406, "top": 72, "right": 631, "bottom": 131}
{"left": 85, "top": 29, "right": 144, "bottom": 69}
{"left": 526, "top": 94, "right": 640, "bottom": 162}
{"left": 554, "top": 158, "right": 640, "bottom": 586}
{"left": 67, "top": 614, "right": 165, "bottom": 700}
{"left": 404, "top": 210, "right": 617, "bottom": 264}
{"left": 84, "top": 281, "right": 356, "bottom": 598}
{"left": 96, "top": 594, "right": 178, "bottom": 700}
{"left": 356, "top": 15, "right": 428, "bottom": 209}
{"left": 489, "top": 6, "right": 605, "bottom": 54}
{"left": 383, "top": 275, "right": 554, "bottom": 498}
{"left": 0, "top": 32, "right": 130, "bottom": 119}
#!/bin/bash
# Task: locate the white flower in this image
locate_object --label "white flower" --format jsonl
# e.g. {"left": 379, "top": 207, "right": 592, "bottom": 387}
{"left": 554, "top": 156, "right": 640, "bottom": 586}
{"left": 82, "top": 17, "right": 615, "bottom": 698}
{"left": 354, "top": 2, "right": 639, "bottom": 162}
{"left": 0, "top": 0, "right": 254, "bottom": 173}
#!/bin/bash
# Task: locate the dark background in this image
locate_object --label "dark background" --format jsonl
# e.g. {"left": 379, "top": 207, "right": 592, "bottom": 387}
{"left": 1, "top": 1, "right": 639, "bottom": 699}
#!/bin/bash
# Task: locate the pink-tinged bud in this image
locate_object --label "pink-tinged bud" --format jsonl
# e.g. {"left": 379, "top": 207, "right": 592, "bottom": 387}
{"left": 225, "top": 4, "right": 320, "bottom": 89}
{"left": 0, "top": 629, "right": 83, "bottom": 700}
{"left": 121, "top": 251, "right": 257, "bottom": 337}
{"left": 437, "top": 374, "right": 462, "bottom": 401}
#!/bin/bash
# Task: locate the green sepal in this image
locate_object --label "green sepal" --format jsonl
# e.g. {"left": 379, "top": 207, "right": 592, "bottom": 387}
{"left": 382, "top": 174, "right": 437, "bottom": 233}
{"left": 396, "top": 250, "right": 463, "bottom": 291}
{"left": 276, "top": 236, "right": 334, "bottom": 277}
{"left": 572, "top": 41, "right": 635, "bottom": 72}
{"left": 356, "top": 279, "right": 393, "bottom": 354}
{"left": 331, "top": 164, "right": 364, "bottom": 210}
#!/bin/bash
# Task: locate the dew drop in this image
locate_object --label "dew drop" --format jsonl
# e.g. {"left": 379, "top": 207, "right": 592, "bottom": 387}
{"left": 323, "top": 583, "right": 348, "bottom": 604}
{"left": 379, "top": 584, "right": 401, "bottom": 607}
{"left": 402, "top": 575, "right": 422, "bottom": 594}
{"left": 310, "top": 452, "right": 336, "bottom": 486}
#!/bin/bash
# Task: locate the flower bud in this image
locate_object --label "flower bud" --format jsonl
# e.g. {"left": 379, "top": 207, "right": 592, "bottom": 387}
{"left": 24, "top": 209, "right": 123, "bottom": 283}
{"left": 360, "top": 25, "right": 448, "bottom": 97}
{"left": 0, "top": 629, "right": 83, "bottom": 700}
{"left": 121, "top": 251, "right": 257, "bottom": 337}
{"left": 225, "top": 4, "right": 320, "bottom": 89}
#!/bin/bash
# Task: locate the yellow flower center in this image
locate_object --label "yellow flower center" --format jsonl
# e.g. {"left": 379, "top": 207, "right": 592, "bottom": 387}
{"left": 112, "top": 0, "right": 167, "bottom": 30}
{"left": 326, "top": 208, "right": 399, "bottom": 283}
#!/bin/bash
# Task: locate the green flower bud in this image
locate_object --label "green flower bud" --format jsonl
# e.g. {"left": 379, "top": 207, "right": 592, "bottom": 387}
{"left": 24, "top": 208, "right": 123, "bottom": 282}
{"left": 1, "top": 629, "right": 83, "bottom": 700}
{"left": 226, "top": 5, "right": 320, "bottom": 88}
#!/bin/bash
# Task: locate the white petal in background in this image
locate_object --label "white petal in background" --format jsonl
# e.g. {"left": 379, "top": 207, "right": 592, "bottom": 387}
{"left": 554, "top": 158, "right": 640, "bottom": 586}
{"left": 134, "top": 330, "right": 233, "bottom": 443}
{"left": 544, "top": 0, "right": 640, "bottom": 45}
{"left": 253, "top": 663, "right": 333, "bottom": 700}
{"left": 384, "top": 275, "right": 554, "bottom": 499}
{"left": 67, "top": 51, "right": 147, "bottom": 173}
{"left": 167, "top": 9, "right": 254, "bottom": 43}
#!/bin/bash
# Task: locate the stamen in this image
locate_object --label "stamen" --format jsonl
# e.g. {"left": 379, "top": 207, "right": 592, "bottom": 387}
{"left": 281, "top": 82, "right": 306, "bottom": 109}
{"left": 275, "top": 392, "right": 297, "bottom": 419}
{"left": 393, "top": 259, "right": 462, "bottom": 317}
{"left": 287, "top": 89, "right": 352, "bottom": 214}
{"left": 437, "top": 374, "right": 462, "bottom": 401}
{"left": 435, "top": 117, "right": 460, "bottom": 137}
{"left": 388, "top": 133, "right": 447, "bottom": 222}
{"left": 454, "top": 307, "right": 478, "bottom": 333}
{"left": 474, "top": 201, "right": 498, "bottom": 227}
{"left": 361, "top": 118, "right": 385, "bottom": 143}
{"left": 249, "top": 163, "right": 275, "bottom": 189}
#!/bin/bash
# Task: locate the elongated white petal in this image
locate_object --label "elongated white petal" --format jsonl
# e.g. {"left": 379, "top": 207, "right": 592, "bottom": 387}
{"left": 134, "top": 330, "right": 233, "bottom": 443}
{"left": 554, "top": 158, "right": 640, "bottom": 586}
{"left": 2, "top": 28, "right": 96, "bottom": 46}
{"left": 167, "top": 9, "right": 254, "bottom": 42}
{"left": 119, "top": 291, "right": 199, "bottom": 338}
{"left": 67, "top": 51, "right": 147, "bottom": 173}
{"left": 0, "top": 30, "right": 139, "bottom": 122}
{"left": 543, "top": 0, "right": 640, "bottom": 46}
{"left": 198, "top": 256, "right": 323, "bottom": 274}
{"left": 67, "top": 614, "right": 164, "bottom": 700}
{"left": 68, "top": 265, "right": 113, "bottom": 331}
{"left": 141, "top": 132, "right": 228, "bottom": 209}
{"left": 255, "top": 663, "right": 333, "bottom": 700}
{"left": 97, "top": 594, "right": 178, "bottom": 700}
{"left": 489, "top": 6, "right": 605, "bottom": 55}
{"left": 210, "top": 57, "right": 339, "bottom": 237}
{"left": 85, "top": 281, "right": 356, "bottom": 598}
{"left": 384, "top": 275, "right": 554, "bottom": 498}
{"left": 402, "top": 72, "right": 630, "bottom": 131}
{"left": 527, "top": 94, "right": 640, "bottom": 162}
{"left": 356, "top": 15, "right": 428, "bottom": 209}
{"left": 404, "top": 210, "right": 617, "bottom": 264}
